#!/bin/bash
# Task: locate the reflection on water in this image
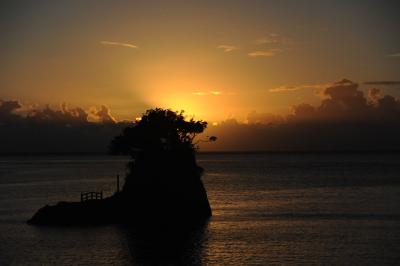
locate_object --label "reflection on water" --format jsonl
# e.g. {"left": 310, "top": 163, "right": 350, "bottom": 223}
{"left": 123, "top": 222, "right": 208, "bottom": 265}
{"left": 8, "top": 221, "right": 209, "bottom": 265}
{"left": 1, "top": 153, "right": 400, "bottom": 265}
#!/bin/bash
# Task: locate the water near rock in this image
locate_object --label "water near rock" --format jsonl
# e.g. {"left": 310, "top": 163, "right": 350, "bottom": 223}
{"left": 1, "top": 153, "right": 400, "bottom": 265}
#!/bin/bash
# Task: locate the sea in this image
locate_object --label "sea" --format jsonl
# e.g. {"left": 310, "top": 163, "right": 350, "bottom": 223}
{"left": 0, "top": 152, "right": 399, "bottom": 265}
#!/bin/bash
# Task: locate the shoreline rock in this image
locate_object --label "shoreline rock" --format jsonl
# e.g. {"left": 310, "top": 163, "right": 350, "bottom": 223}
{"left": 28, "top": 179, "right": 212, "bottom": 226}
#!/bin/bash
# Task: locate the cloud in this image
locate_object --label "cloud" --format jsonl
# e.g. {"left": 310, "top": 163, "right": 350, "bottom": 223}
{"left": 310, "top": 79, "right": 368, "bottom": 120}
{"left": 3, "top": 79, "right": 400, "bottom": 153}
{"left": 368, "top": 88, "right": 381, "bottom": 103}
{"left": 387, "top": 53, "right": 400, "bottom": 57}
{"left": 269, "top": 86, "right": 300, "bottom": 92}
{"left": 248, "top": 49, "right": 281, "bottom": 57}
{"left": 247, "top": 111, "right": 284, "bottom": 125}
{"left": 192, "top": 91, "right": 222, "bottom": 96}
{"left": 364, "top": 81, "right": 400, "bottom": 85}
{"left": 248, "top": 33, "right": 292, "bottom": 59}
{"left": 192, "top": 92, "right": 205, "bottom": 96}
{"left": 2, "top": 100, "right": 119, "bottom": 126}
{"left": 89, "top": 105, "right": 116, "bottom": 124}
{"left": 100, "top": 41, "right": 138, "bottom": 49}
{"left": 254, "top": 33, "right": 292, "bottom": 45}
{"left": 0, "top": 100, "right": 21, "bottom": 115}
{"left": 269, "top": 83, "right": 330, "bottom": 93}
{"left": 27, "top": 103, "right": 89, "bottom": 125}
{"left": 0, "top": 100, "right": 128, "bottom": 154}
{"left": 201, "top": 79, "right": 400, "bottom": 151}
{"left": 217, "top": 45, "right": 238, "bottom": 52}
{"left": 0, "top": 100, "right": 22, "bottom": 123}
{"left": 255, "top": 37, "right": 277, "bottom": 45}
{"left": 286, "top": 78, "right": 400, "bottom": 122}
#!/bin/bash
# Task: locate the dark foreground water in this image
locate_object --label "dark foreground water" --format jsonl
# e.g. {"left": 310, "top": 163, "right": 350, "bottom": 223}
{"left": 0, "top": 153, "right": 400, "bottom": 265}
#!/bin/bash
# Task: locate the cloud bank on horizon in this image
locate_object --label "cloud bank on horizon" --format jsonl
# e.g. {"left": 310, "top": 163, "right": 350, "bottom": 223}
{"left": 203, "top": 79, "right": 400, "bottom": 151}
{"left": 0, "top": 101, "right": 126, "bottom": 153}
{"left": 2, "top": 78, "right": 400, "bottom": 153}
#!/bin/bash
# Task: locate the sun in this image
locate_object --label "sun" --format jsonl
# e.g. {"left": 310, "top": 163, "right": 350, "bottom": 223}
{"left": 150, "top": 93, "right": 206, "bottom": 119}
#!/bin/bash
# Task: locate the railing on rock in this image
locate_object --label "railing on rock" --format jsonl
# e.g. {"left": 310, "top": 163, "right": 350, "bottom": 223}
{"left": 80, "top": 191, "right": 103, "bottom": 202}
{"left": 79, "top": 174, "right": 119, "bottom": 202}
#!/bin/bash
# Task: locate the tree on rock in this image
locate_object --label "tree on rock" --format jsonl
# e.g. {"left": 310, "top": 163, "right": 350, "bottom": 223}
{"left": 109, "top": 108, "right": 216, "bottom": 210}
{"left": 110, "top": 108, "right": 209, "bottom": 156}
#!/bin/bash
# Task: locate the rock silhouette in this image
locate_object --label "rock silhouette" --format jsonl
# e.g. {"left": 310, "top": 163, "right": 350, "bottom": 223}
{"left": 28, "top": 108, "right": 214, "bottom": 226}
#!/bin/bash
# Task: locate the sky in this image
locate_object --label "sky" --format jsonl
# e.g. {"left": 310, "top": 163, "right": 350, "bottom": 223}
{"left": 1, "top": 1, "right": 400, "bottom": 152}
{"left": 1, "top": 0, "right": 399, "bottom": 122}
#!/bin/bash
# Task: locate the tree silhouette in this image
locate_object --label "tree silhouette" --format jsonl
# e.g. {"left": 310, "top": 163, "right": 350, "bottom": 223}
{"left": 110, "top": 108, "right": 216, "bottom": 198}
{"left": 110, "top": 108, "right": 212, "bottom": 157}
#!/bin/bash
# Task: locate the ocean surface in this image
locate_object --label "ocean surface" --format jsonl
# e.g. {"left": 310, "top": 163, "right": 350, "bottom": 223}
{"left": 0, "top": 153, "right": 400, "bottom": 265}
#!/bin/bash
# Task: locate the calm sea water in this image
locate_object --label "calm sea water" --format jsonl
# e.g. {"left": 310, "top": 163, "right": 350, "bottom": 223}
{"left": 0, "top": 153, "right": 400, "bottom": 265}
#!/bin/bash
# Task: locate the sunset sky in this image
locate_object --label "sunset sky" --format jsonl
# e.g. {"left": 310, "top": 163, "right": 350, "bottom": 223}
{"left": 1, "top": 0, "right": 399, "bottom": 123}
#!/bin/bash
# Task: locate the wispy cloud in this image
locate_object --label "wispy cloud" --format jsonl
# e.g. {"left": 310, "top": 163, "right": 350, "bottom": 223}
{"left": 269, "top": 83, "right": 330, "bottom": 93}
{"left": 364, "top": 81, "right": 400, "bottom": 85}
{"left": 387, "top": 53, "right": 400, "bottom": 58}
{"left": 217, "top": 45, "right": 238, "bottom": 52}
{"left": 100, "top": 41, "right": 138, "bottom": 49}
{"left": 192, "top": 91, "right": 222, "bottom": 96}
{"left": 254, "top": 33, "right": 292, "bottom": 45}
{"left": 248, "top": 49, "right": 282, "bottom": 58}
{"left": 255, "top": 38, "right": 276, "bottom": 45}
{"left": 269, "top": 86, "right": 302, "bottom": 92}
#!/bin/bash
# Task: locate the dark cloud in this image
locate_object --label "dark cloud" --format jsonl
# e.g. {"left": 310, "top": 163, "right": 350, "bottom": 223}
{"left": 286, "top": 79, "right": 400, "bottom": 123}
{"left": 364, "top": 81, "right": 400, "bottom": 85}
{"left": 26, "top": 103, "right": 88, "bottom": 125}
{"left": 247, "top": 111, "right": 284, "bottom": 125}
{"left": 290, "top": 103, "right": 316, "bottom": 121}
{"left": 201, "top": 79, "right": 400, "bottom": 151}
{"left": 2, "top": 79, "right": 400, "bottom": 153}
{"left": 0, "top": 100, "right": 22, "bottom": 123}
{"left": 288, "top": 79, "right": 368, "bottom": 122}
{"left": 0, "top": 100, "right": 128, "bottom": 154}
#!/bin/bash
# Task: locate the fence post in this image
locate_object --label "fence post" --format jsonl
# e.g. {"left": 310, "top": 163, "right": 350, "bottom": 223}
{"left": 117, "top": 174, "right": 120, "bottom": 193}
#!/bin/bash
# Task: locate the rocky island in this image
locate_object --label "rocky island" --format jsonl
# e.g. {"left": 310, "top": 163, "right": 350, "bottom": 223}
{"left": 28, "top": 108, "right": 215, "bottom": 226}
